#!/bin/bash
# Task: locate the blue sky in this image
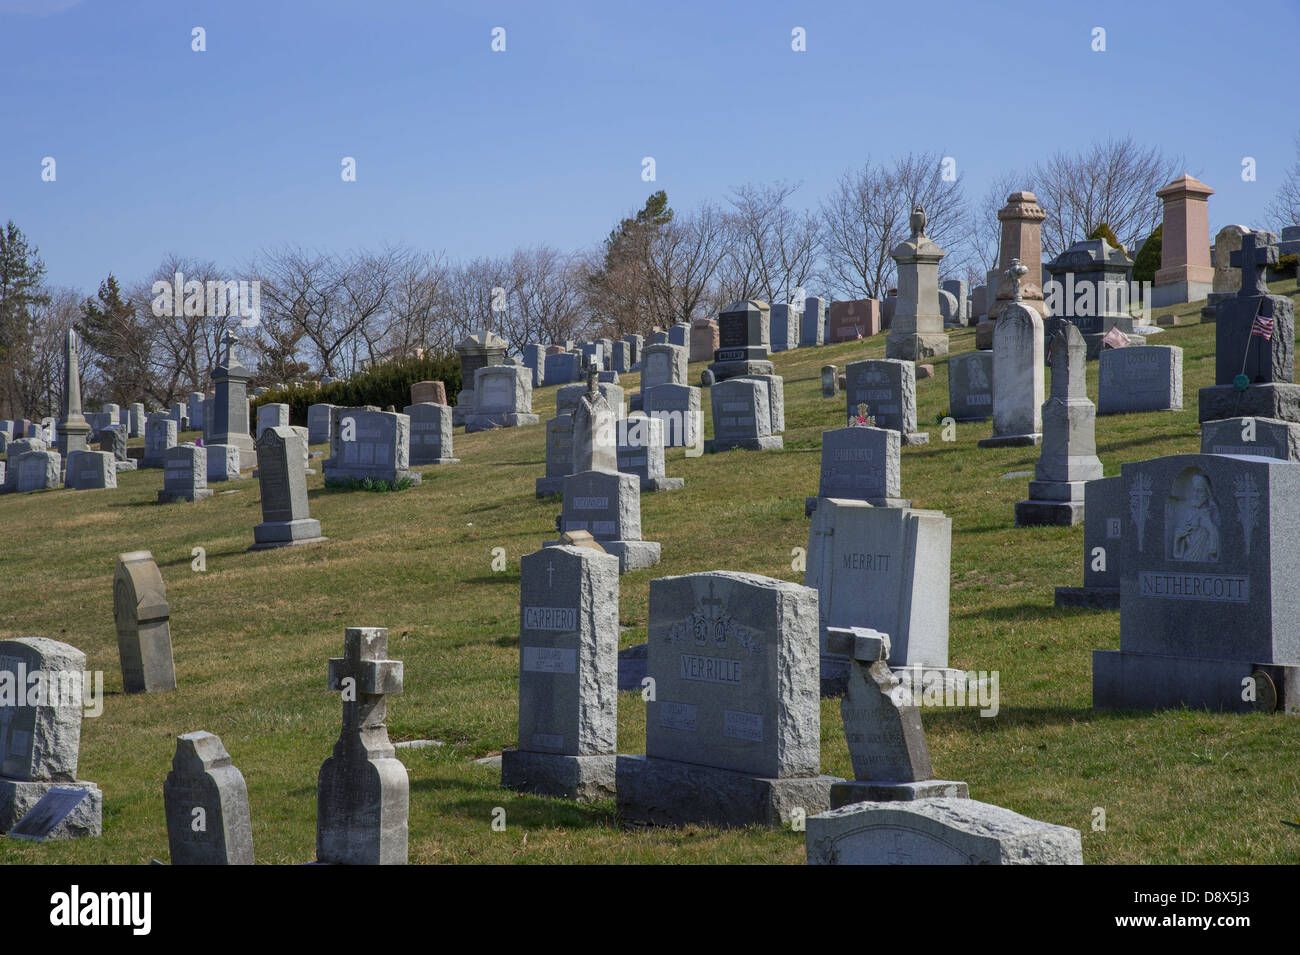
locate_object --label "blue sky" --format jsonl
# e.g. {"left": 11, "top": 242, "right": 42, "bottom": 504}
{"left": 2, "top": 0, "right": 1296, "bottom": 291}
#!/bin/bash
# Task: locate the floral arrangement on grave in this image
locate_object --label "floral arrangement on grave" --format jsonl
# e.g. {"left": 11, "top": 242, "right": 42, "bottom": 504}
{"left": 849, "top": 402, "right": 875, "bottom": 428}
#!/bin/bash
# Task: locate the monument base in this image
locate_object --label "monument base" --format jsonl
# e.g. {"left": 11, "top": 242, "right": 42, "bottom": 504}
{"left": 707, "top": 360, "right": 774, "bottom": 383}
{"left": 615, "top": 755, "right": 840, "bottom": 828}
{"left": 1093, "top": 649, "right": 1300, "bottom": 715}
{"left": 541, "top": 539, "right": 660, "bottom": 573}
{"left": 0, "top": 780, "right": 102, "bottom": 838}
{"left": 464, "top": 412, "right": 540, "bottom": 433}
{"left": 410, "top": 456, "right": 459, "bottom": 467}
{"left": 978, "top": 433, "right": 1043, "bottom": 448}
{"left": 1053, "top": 586, "right": 1120, "bottom": 610}
{"left": 250, "top": 518, "right": 327, "bottom": 551}
{"left": 1151, "top": 279, "right": 1213, "bottom": 309}
{"left": 705, "top": 435, "right": 783, "bottom": 453}
{"left": 900, "top": 431, "right": 930, "bottom": 446}
{"left": 157, "top": 488, "right": 213, "bottom": 504}
{"left": 1198, "top": 383, "right": 1300, "bottom": 424}
{"left": 885, "top": 331, "right": 949, "bottom": 362}
{"left": 641, "top": 477, "right": 684, "bottom": 492}
{"left": 805, "top": 495, "right": 910, "bottom": 518}
{"left": 114, "top": 460, "right": 138, "bottom": 472}
{"left": 1015, "top": 498, "right": 1085, "bottom": 526}
{"left": 830, "top": 779, "right": 969, "bottom": 808}
{"left": 500, "top": 749, "right": 616, "bottom": 802}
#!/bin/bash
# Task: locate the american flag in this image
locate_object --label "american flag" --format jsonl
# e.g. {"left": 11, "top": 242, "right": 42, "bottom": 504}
{"left": 1251, "top": 299, "right": 1274, "bottom": 340}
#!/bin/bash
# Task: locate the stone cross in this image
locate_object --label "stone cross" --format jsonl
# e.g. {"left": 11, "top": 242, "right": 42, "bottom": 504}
{"left": 1229, "top": 231, "right": 1279, "bottom": 298}
{"left": 317, "top": 627, "right": 408, "bottom": 865}
{"left": 1006, "top": 258, "right": 1029, "bottom": 303}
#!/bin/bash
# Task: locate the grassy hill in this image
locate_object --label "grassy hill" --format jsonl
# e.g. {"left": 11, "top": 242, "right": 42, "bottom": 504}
{"left": 2, "top": 281, "right": 1299, "bottom": 865}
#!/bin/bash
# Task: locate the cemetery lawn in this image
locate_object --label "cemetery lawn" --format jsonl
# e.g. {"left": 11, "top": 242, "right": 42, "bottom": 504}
{"left": 3, "top": 282, "right": 1299, "bottom": 865}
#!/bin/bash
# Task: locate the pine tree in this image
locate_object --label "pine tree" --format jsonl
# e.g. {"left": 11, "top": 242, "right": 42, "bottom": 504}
{"left": 1087, "top": 222, "right": 1123, "bottom": 254}
{"left": 78, "top": 275, "right": 151, "bottom": 404}
{"left": 1132, "top": 224, "right": 1163, "bottom": 286}
{"left": 0, "top": 221, "right": 50, "bottom": 416}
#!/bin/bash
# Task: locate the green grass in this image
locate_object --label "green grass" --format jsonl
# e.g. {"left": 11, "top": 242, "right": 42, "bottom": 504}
{"left": 2, "top": 281, "right": 1299, "bottom": 864}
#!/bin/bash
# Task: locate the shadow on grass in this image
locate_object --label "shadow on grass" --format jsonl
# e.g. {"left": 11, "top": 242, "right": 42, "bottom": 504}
{"left": 409, "top": 775, "right": 617, "bottom": 828}
{"left": 952, "top": 601, "right": 1068, "bottom": 621}
{"left": 923, "top": 704, "right": 1145, "bottom": 730}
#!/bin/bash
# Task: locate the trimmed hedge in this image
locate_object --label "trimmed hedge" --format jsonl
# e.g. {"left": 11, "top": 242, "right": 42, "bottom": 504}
{"left": 249, "top": 352, "right": 461, "bottom": 427}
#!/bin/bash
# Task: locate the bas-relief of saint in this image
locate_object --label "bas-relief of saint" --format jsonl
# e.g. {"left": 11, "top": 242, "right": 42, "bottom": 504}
{"left": 1170, "top": 473, "right": 1220, "bottom": 562}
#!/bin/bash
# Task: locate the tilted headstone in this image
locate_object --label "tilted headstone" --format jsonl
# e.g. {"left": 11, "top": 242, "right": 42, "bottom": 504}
{"left": 616, "top": 572, "right": 839, "bottom": 827}
{"left": 404, "top": 403, "right": 457, "bottom": 465}
{"left": 1015, "top": 325, "right": 1103, "bottom": 526}
{"left": 1054, "top": 476, "right": 1123, "bottom": 610}
{"left": 806, "top": 500, "right": 954, "bottom": 693}
{"left": 1093, "top": 453, "right": 1300, "bottom": 714}
{"left": 317, "top": 627, "right": 408, "bottom": 865}
{"left": 947, "top": 350, "right": 993, "bottom": 421}
{"left": 64, "top": 450, "right": 116, "bottom": 490}
{"left": 827, "top": 628, "right": 967, "bottom": 806}
{"left": 706, "top": 377, "right": 782, "bottom": 452}
{"left": 642, "top": 383, "right": 700, "bottom": 449}
{"left": 0, "top": 638, "right": 102, "bottom": 838}
{"left": 555, "top": 469, "right": 660, "bottom": 573}
{"left": 113, "top": 551, "right": 176, "bottom": 693}
{"left": 501, "top": 545, "right": 620, "bottom": 800}
{"left": 465, "top": 364, "right": 538, "bottom": 433}
{"left": 143, "top": 415, "right": 178, "bottom": 468}
{"left": 806, "top": 797, "right": 1083, "bottom": 865}
{"left": 252, "top": 426, "right": 326, "bottom": 550}
{"left": 324, "top": 408, "right": 420, "bottom": 487}
{"left": 1097, "top": 345, "right": 1182, "bottom": 414}
{"left": 845, "top": 359, "right": 927, "bottom": 445}
{"left": 978, "top": 300, "right": 1044, "bottom": 447}
{"left": 164, "top": 731, "right": 254, "bottom": 865}
{"left": 158, "top": 443, "right": 211, "bottom": 503}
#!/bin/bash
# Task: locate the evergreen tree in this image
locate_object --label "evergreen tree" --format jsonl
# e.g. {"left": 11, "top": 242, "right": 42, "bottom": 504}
{"left": 0, "top": 221, "right": 50, "bottom": 416}
{"left": 78, "top": 275, "right": 152, "bottom": 404}
{"left": 1132, "top": 224, "right": 1163, "bottom": 286}
{"left": 1087, "top": 222, "right": 1123, "bottom": 253}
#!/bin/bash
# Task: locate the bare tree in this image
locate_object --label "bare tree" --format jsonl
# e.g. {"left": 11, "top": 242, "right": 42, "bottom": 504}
{"left": 971, "top": 171, "right": 1031, "bottom": 281}
{"left": 1266, "top": 132, "right": 1300, "bottom": 232}
{"left": 643, "top": 202, "right": 730, "bottom": 326}
{"left": 11, "top": 287, "right": 84, "bottom": 420}
{"left": 819, "top": 152, "right": 969, "bottom": 300}
{"left": 1031, "top": 137, "right": 1183, "bottom": 261}
{"left": 721, "top": 181, "right": 821, "bottom": 305}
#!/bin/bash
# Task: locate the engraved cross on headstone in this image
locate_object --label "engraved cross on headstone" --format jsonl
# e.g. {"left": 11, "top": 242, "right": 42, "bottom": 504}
{"left": 326, "top": 628, "right": 404, "bottom": 756}
{"left": 1229, "top": 231, "right": 1279, "bottom": 298}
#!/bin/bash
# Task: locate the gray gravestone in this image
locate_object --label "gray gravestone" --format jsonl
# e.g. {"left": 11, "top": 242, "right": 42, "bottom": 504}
{"left": 710, "top": 300, "right": 774, "bottom": 382}
{"left": 979, "top": 301, "right": 1045, "bottom": 447}
{"left": 544, "top": 352, "right": 580, "bottom": 386}
{"left": 617, "top": 414, "right": 682, "bottom": 492}
{"left": 324, "top": 408, "right": 419, "bottom": 486}
{"left": 1201, "top": 416, "right": 1300, "bottom": 461}
{"left": 1054, "top": 476, "right": 1124, "bottom": 609}
{"left": 947, "top": 351, "right": 993, "bottom": 421}
{"left": 642, "top": 383, "right": 701, "bottom": 449}
{"left": 806, "top": 798, "right": 1083, "bottom": 865}
{"left": 113, "top": 551, "right": 176, "bottom": 693}
{"left": 501, "top": 545, "right": 620, "bottom": 800}
{"left": 1098, "top": 346, "right": 1183, "bottom": 414}
{"left": 1092, "top": 453, "right": 1300, "bottom": 713}
{"left": 801, "top": 296, "right": 826, "bottom": 347}
{"left": 466, "top": 365, "right": 538, "bottom": 433}
{"left": 158, "top": 443, "right": 211, "bottom": 503}
{"left": 252, "top": 427, "right": 326, "bottom": 549}
{"left": 206, "top": 444, "right": 243, "bottom": 482}
{"left": 164, "top": 731, "right": 254, "bottom": 865}
{"left": 806, "top": 500, "right": 954, "bottom": 693}
{"left": 556, "top": 469, "right": 660, "bottom": 573}
{"left": 807, "top": 425, "right": 906, "bottom": 516}
{"left": 308, "top": 403, "right": 335, "bottom": 445}
{"left": 846, "top": 359, "right": 927, "bottom": 444}
{"left": 770, "top": 303, "right": 800, "bottom": 352}
{"left": 317, "top": 627, "right": 408, "bottom": 865}
{"left": 707, "top": 377, "right": 782, "bottom": 452}
{"left": 143, "top": 415, "right": 178, "bottom": 468}
{"left": 821, "top": 364, "right": 839, "bottom": 398}
{"left": 641, "top": 343, "right": 689, "bottom": 390}
{"left": 404, "top": 402, "right": 457, "bottom": 465}
{"left": 616, "top": 572, "right": 838, "bottom": 827}
{"left": 15, "top": 450, "right": 60, "bottom": 492}
{"left": 256, "top": 403, "right": 289, "bottom": 438}
{"left": 522, "top": 343, "right": 546, "bottom": 388}
{"left": 64, "top": 450, "right": 116, "bottom": 490}
{"left": 1015, "top": 325, "right": 1103, "bottom": 526}
{"left": 0, "top": 638, "right": 102, "bottom": 838}
{"left": 572, "top": 371, "right": 618, "bottom": 474}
